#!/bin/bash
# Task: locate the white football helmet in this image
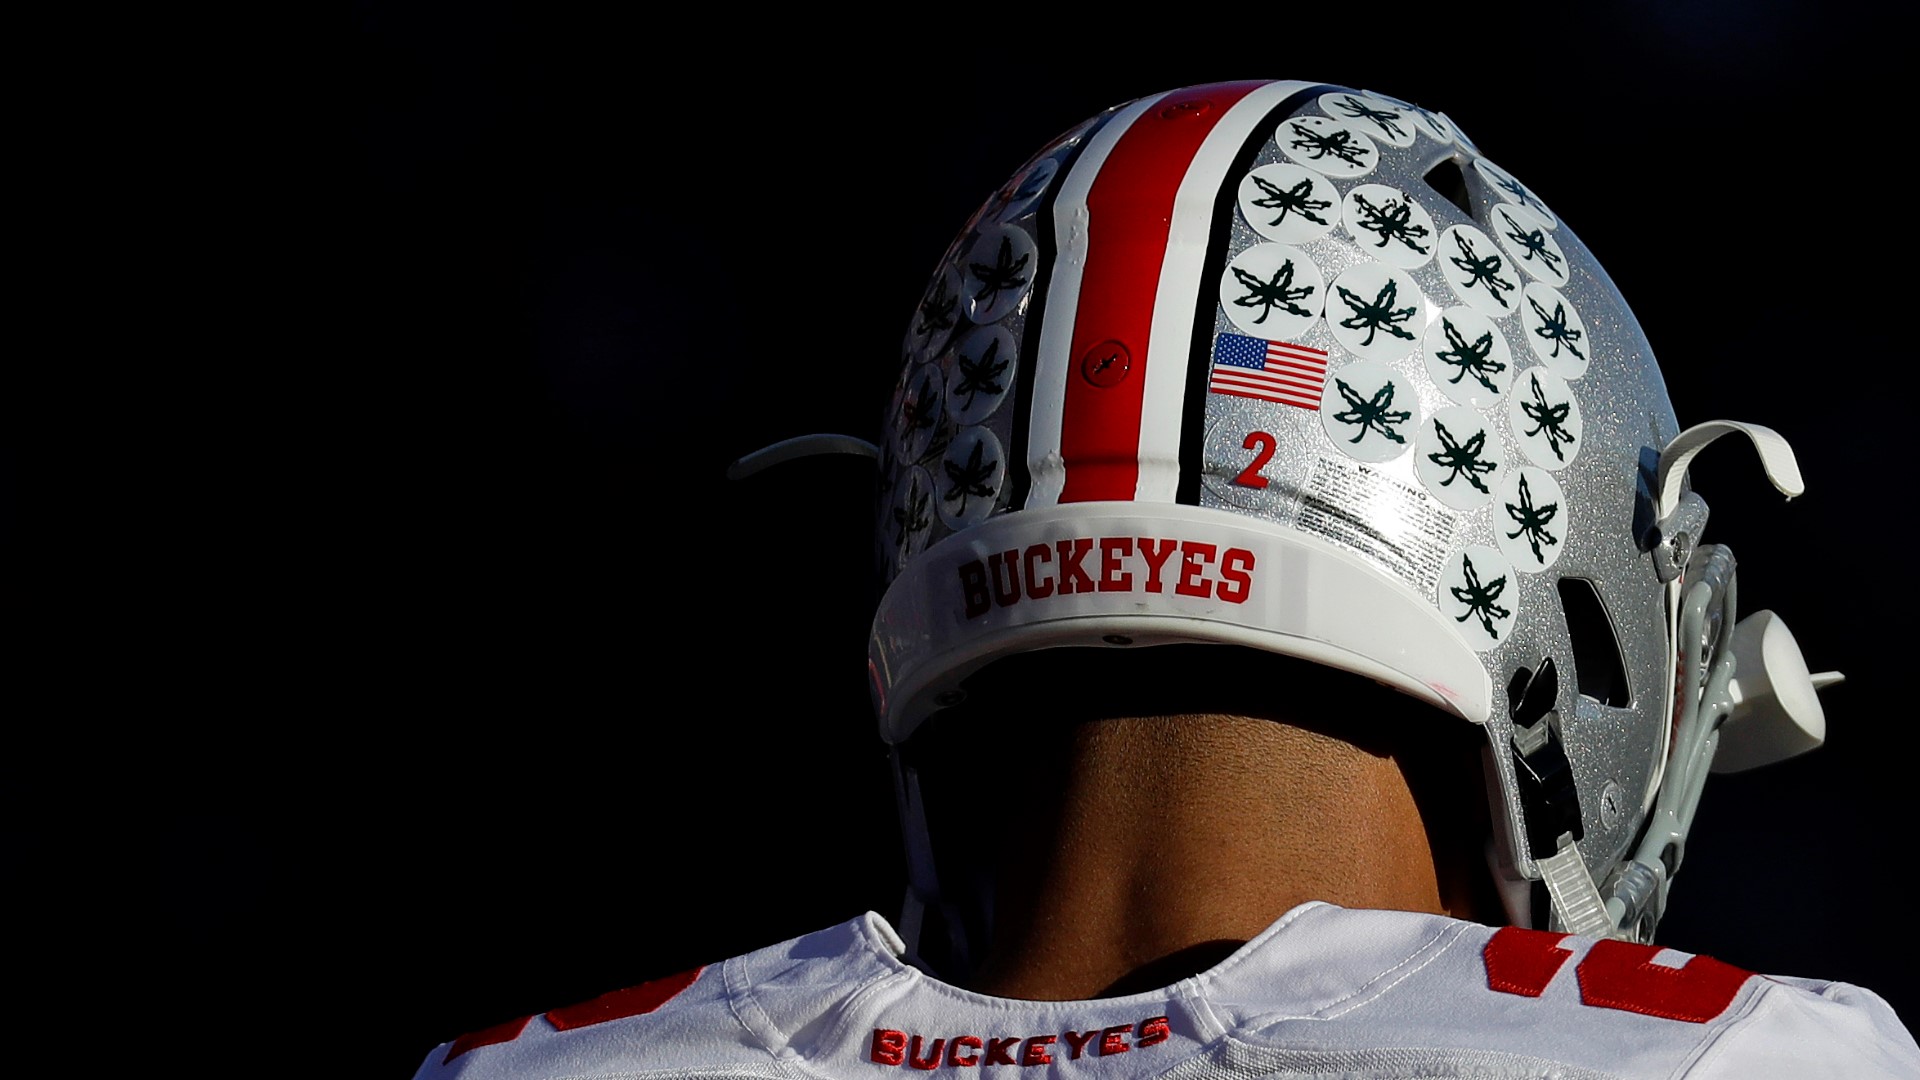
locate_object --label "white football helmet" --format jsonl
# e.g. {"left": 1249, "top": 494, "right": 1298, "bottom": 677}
{"left": 742, "top": 79, "right": 1837, "bottom": 957}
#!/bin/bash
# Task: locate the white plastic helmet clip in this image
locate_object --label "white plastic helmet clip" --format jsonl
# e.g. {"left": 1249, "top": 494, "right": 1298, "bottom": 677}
{"left": 1712, "top": 609, "right": 1838, "bottom": 773}
{"left": 1649, "top": 421, "right": 1803, "bottom": 584}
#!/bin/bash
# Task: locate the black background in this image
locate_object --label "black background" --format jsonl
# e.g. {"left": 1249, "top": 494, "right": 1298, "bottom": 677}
{"left": 47, "top": 4, "right": 1916, "bottom": 1071}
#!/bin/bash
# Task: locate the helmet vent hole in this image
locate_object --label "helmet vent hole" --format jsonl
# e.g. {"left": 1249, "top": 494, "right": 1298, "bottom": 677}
{"left": 1423, "top": 157, "right": 1473, "bottom": 217}
{"left": 1557, "top": 577, "right": 1631, "bottom": 707}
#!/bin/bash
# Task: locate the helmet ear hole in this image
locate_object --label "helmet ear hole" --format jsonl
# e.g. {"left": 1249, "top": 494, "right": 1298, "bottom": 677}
{"left": 1557, "top": 577, "right": 1632, "bottom": 708}
{"left": 1422, "top": 157, "right": 1473, "bottom": 217}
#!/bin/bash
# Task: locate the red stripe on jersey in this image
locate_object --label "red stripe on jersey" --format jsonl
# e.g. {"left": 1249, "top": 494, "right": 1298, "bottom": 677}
{"left": 1057, "top": 81, "right": 1268, "bottom": 504}
{"left": 545, "top": 966, "right": 705, "bottom": 1031}
{"left": 445, "top": 1015, "right": 533, "bottom": 1062}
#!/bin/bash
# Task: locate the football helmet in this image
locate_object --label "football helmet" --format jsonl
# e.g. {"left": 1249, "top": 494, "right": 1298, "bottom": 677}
{"left": 745, "top": 80, "right": 1837, "bottom": 957}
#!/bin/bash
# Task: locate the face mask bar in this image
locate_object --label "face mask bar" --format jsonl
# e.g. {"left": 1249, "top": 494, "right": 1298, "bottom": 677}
{"left": 1594, "top": 421, "right": 1840, "bottom": 942}
{"left": 1604, "top": 541, "right": 1739, "bottom": 942}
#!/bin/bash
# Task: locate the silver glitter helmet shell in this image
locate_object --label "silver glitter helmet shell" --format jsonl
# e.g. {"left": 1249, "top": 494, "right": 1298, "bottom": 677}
{"left": 867, "top": 80, "right": 1831, "bottom": 946}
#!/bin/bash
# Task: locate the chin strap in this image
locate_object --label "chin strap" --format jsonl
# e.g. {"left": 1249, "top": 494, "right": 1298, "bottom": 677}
{"left": 1652, "top": 421, "right": 1803, "bottom": 524}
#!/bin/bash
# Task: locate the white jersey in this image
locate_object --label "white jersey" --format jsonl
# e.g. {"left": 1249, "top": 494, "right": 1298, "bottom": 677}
{"left": 412, "top": 903, "right": 1918, "bottom": 1079}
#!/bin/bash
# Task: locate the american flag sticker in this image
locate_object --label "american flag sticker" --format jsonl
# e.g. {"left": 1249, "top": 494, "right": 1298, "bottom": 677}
{"left": 1210, "top": 333, "right": 1329, "bottom": 409}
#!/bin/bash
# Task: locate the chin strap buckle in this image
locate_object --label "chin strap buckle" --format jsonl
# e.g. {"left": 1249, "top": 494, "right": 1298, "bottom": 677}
{"left": 1538, "top": 840, "right": 1613, "bottom": 938}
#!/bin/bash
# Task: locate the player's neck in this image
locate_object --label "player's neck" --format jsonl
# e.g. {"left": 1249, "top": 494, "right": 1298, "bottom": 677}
{"left": 963, "top": 713, "right": 1450, "bottom": 1001}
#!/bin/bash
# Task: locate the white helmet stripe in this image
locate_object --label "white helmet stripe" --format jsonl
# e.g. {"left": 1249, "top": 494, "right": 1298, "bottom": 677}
{"left": 1023, "top": 90, "right": 1168, "bottom": 509}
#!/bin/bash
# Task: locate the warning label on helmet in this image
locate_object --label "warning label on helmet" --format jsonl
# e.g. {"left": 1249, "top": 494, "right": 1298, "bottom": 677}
{"left": 1297, "top": 459, "right": 1456, "bottom": 594}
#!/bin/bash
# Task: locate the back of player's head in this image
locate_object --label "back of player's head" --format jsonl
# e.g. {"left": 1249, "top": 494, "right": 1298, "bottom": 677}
{"left": 744, "top": 79, "right": 1835, "bottom": 959}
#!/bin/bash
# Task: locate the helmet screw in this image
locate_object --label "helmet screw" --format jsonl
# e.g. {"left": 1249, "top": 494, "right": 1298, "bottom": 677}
{"left": 934, "top": 689, "right": 967, "bottom": 708}
{"left": 1600, "top": 780, "right": 1624, "bottom": 828}
{"left": 1652, "top": 530, "right": 1691, "bottom": 583}
{"left": 1079, "top": 340, "right": 1132, "bottom": 388}
{"left": 1101, "top": 634, "right": 1133, "bottom": 646}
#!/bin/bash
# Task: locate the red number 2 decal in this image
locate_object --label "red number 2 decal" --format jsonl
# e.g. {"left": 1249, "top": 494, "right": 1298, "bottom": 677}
{"left": 1483, "top": 927, "right": 1752, "bottom": 1023}
{"left": 1235, "top": 431, "right": 1276, "bottom": 488}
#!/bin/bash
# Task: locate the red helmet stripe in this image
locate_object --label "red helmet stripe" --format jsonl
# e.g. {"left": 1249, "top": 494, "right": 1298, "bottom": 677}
{"left": 1023, "top": 81, "right": 1307, "bottom": 506}
{"left": 1058, "top": 82, "right": 1264, "bottom": 503}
